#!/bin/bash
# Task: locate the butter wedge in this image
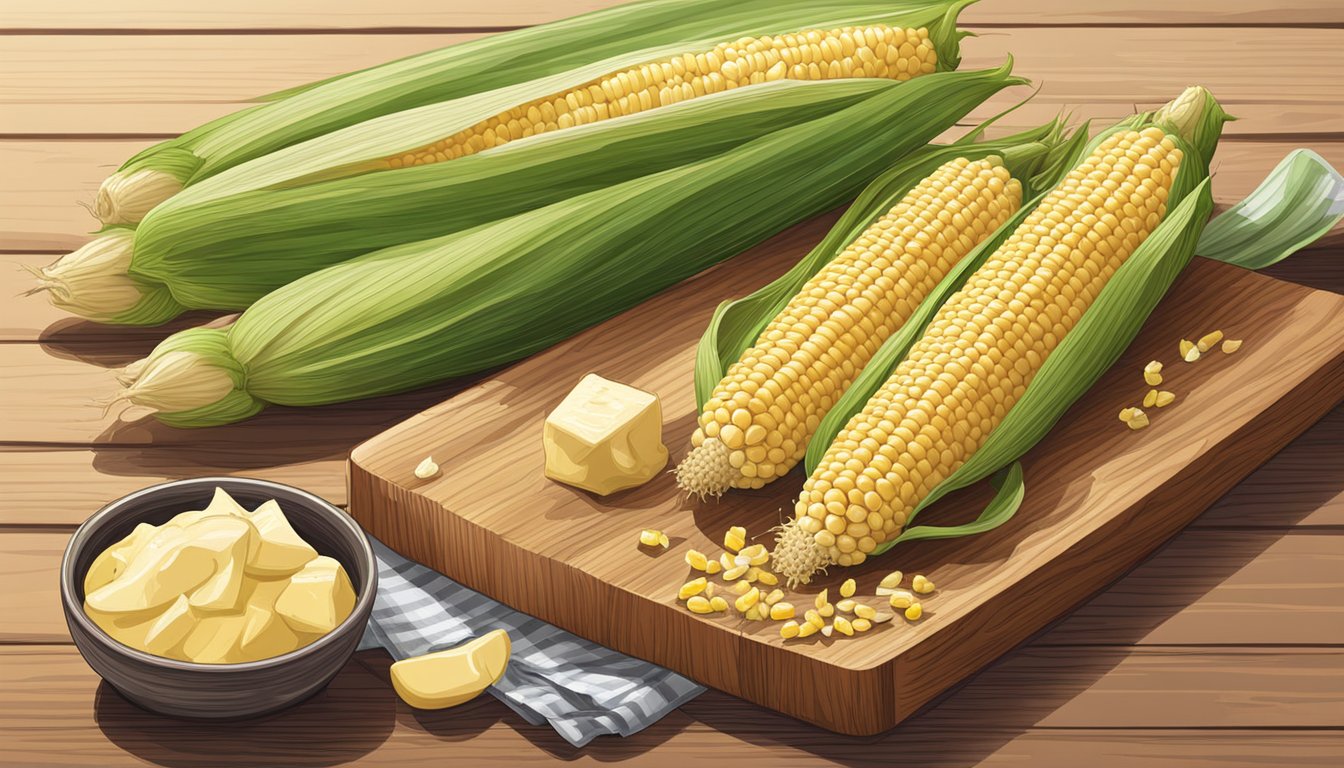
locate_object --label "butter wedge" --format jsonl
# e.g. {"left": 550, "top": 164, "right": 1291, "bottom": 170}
{"left": 84, "top": 522, "right": 158, "bottom": 595}
{"left": 245, "top": 499, "right": 318, "bottom": 577}
{"left": 543, "top": 374, "right": 668, "bottom": 496}
{"left": 238, "top": 603, "right": 304, "bottom": 660}
{"left": 142, "top": 594, "right": 195, "bottom": 657}
{"left": 390, "top": 629, "right": 511, "bottom": 710}
{"left": 85, "top": 604, "right": 162, "bottom": 650}
{"left": 273, "top": 556, "right": 356, "bottom": 635}
{"left": 181, "top": 613, "right": 249, "bottom": 664}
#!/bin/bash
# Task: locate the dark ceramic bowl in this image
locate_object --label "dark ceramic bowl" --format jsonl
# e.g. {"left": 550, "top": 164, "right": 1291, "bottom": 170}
{"left": 60, "top": 477, "right": 377, "bottom": 720}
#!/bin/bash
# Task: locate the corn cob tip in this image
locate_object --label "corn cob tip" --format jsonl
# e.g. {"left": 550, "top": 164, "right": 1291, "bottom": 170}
{"left": 29, "top": 231, "right": 148, "bottom": 322}
{"left": 771, "top": 518, "right": 831, "bottom": 588}
{"left": 116, "top": 349, "right": 235, "bottom": 417}
{"left": 674, "top": 437, "right": 737, "bottom": 500}
{"left": 94, "top": 169, "right": 182, "bottom": 226}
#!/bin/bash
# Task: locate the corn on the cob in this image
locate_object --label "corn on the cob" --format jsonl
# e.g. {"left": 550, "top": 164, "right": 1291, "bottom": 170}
{"left": 774, "top": 89, "right": 1229, "bottom": 585}
{"left": 111, "top": 63, "right": 1025, "bottom": 427}
{"left": 96, "top": 0, "right": 971, "bottom": 225}
{"left": 676, "top": 155, "right": 1023, "bottom": 497}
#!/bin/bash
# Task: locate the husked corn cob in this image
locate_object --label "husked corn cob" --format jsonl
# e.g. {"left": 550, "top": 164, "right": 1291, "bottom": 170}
{"left": 388, "top": 25, "right": 937, "bottom": 170}
{"left": 775, "top": 127, "right": 1184, "bottom": 584}
{"left": 676, "top": 157, "right": 1023, "bottom": 497}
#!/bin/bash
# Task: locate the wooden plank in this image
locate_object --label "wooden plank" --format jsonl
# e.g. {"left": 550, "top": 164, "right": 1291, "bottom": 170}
{"left": 11, "top": 528, "right": 1339, "bottom": 644}
{"left": 2, "top": 29, "right": 1342, "bottom": 136}
{"left": 2, "top": 646, "right": 1341, "bottom": 766}
{"left": 9, "top": 0, "right": 1344, "bottom": 30}
{"left": 347, "top": 247, "right": 1344, "bottom": 734}
{"left": 0, "top": 448, "right": 349, "bottom": 526}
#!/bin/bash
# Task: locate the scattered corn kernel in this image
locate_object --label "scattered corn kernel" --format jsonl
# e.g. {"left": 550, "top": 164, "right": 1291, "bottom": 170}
{"left": 709, "top": 596, "right": 728, "bottom": 612}
{"left": 640, "top": 529, "right": 670, "bottom": 549}
{"left": 833, "top": 616, "right": 854, "bottom": 636}
{"left": 719, "top": 553, "right": 734, "bottom": 571}
{"left": 739, "top": 544, "right": 769, "bottom": 566}
{"left": 1143, "top": 360, "right": 1163, "bottom": 386}
{"left": 764, "top": 589, "right": 784, "bottom": 605}
{"left": 685, "top": 550, "right": 709, "bottom": 570}
{"left": 1155, "top": 390, "right": 1176, "bottom": 407}
{"left": 1143, "top": 389, "right": 1158, "bottom": 408}
{"left": 1119, "top": 406, "right": 1141, "bottom": 423}
{"left": 836, "top": 598, "right": 857, "bottom": 613}
{"left": 735, "top": 587, "right": 761, "bottom": 613}
{"left": 687, "top": 596, "right": 713, "bottom": 614}
{"left": 1197, "top": 330, "right": 1223, "bottom": 353}
{"left": 904, "top": 603, "right": 923, "bottom": 621}
{"left": 780, "top": 621, "right": 801, "bottom": 639}
{"left": 855, "top": 604, "right": 877, "bottom": 620}
{"left": 804, "top": 609, "right": 824, "bottom": 629}
{"left": 839, "top": 578, "right": 856, "bottom": 598}
{"left": 723, "top": 564, "right": 749, "bottom": 580}
{"left": 769, "top": 602, "right": 796, "bottom": 621}
{"left": 878, "top": 571, "right": 904, "bottom": 590}
{"left": 678, "top": 577, "right": 707, "bottom": 600}
{"left": 797, "top": 621, "right": 819, "bottom": 638}
{"left": 852, "top": 618, "right": 872, "bottom": 632}
{"left": 704, "top": 582, "right": 716, "bottom": 599}
{"left": 413, "top": 456, "right": 440, "bottom": 479}
{"left": 742, "top": 567, "right": 758, "bottom": 584}
{"left": 1179, "top": 339, "right": 1195, "bottom": 357}
{"left": 744, "top": 603, "right": 764, "bottom": 621}
{"left": 1127, "top": 409, "right": 1150, "bottom": 430}
{"left": 912, "top": 574, "right": 935, "bottom": 594}
{"left": 814, "top": 589, "right": 829, "bottom": 610}
{"left": 731, "top": 579, "right": 753, "bottom": 595}
{"left": 1181, "top": 339, "right": 1200, "bottom": 362}
{"left": 753, "top": 569, "right": 779, "bottom": 586}
{"left": 704, "top": 559, "right": 722, "bottom": 575}
{"left": 1222, "top": 339, "right": 1242, "bottom": 354}
{"left": 870, "top": 611, "right": 895, "bottom": 624}
{"left": 888, "top": 590, "right": 914, "bottom": 610}
{"left": 820, "top": 624, "right": 834, "bottom": 638}
{"left": 723, "top": 526, "right": 746, "bottom": 553}
{"left": 818, "top": 602, "right": 835, "bottom": 618}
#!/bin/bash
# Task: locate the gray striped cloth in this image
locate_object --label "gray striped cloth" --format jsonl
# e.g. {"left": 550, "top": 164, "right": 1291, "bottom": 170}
{"left": 356, "top": 537, "right": 704, "bottom": 746}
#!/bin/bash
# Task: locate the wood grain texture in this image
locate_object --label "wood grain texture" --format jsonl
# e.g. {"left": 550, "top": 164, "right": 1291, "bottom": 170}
{"left": 3, "top": 29, "right": 1341, "bottom": 136}
{"left": 349, "top": 249, "right": 1344, "bottom": 733}
{"left": 10, "top": 0, "right": 1343, "bottom": 30}
{"left": 2, "top": 646, "right": 1341, "bottom": 767}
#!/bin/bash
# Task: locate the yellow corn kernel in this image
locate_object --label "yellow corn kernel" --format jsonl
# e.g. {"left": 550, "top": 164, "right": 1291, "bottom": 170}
{"left": 1197, "top": 330, "right": 1223, "bottom": 352}
{"left": 854, "top": 603, "right": 877, "bottom": 620}
{"left": 1119, "top": 406, "right": 1142, "bottom": 423}
{"left": 818, "top": 602, "right": 835, "bottom": 618}
{"left": 814, "top": 589, "right": 829, "bottom": 610}
{"left": 719, "top": 552, "right": 735, "bottom": 571}
{"left": 684, "top": 550, "right": 709, "bottom": 571}
{"left": 833, "top": 616, "right": 854, "bottom": 636}
{"left": 1143, "top": 389, "right": 1158, "bottom": 408}
{"left": 723, "top": 564, "right": 749, "bottom": 580}
{"left": 904, "top": 602, "right": 923, "bottom": 621}
{"left": 744, "top": 603, "right": 764, "bottom": 621}
{"left": 852, "top": 618, "right": 872, "bottom": 632}
{"left": 797, "top": 621, "right": 819, "bottom": 638}
{"left": 770, "top": 602, "right": 796, "bottom": 621}
{"left": 820, "top": 624, "right": 834, "bottom": 638}
{"left": 640, "top": 529, "right": 669, "bottom": 548}
{"left": 804, "top": 609, "right": 825, "bottom": 629}
{"left": 780, "top": 620, "right": 801, "bottom": 639}
{"left": 724, "top": 526, "right": 747, "bottom": 553}
{"left": 836, "top": 598, "right": 856, "bottom": 613}
{"left": 709, "top": 596, "right": 728, "bottom": 613}
{"left": 1143, "top": 360, "right": 1163, "bottom": 386}
{"left": 678, "top": 577, "right": 707, "bottom": 600}
{"left": 1180, "top": 339, "right": 1200, "bottom": 362}
{"left": 878, "top": 570, "right": 904, "bottom": 590}
{"left": 839, "top": 578, "right": 856, "bottom": 598}
{"left": 1155, "top": 390, "right": 1176, "bottom": 407}
{"left": 764, "top": 589, "right": 784, "bottom": 605}
{"left": 731, "top": 579, "right": 753, "bottom": 595}
{"left": 888, "top": 590, "right": 914, "bottom": 610}
{"left": 735, "top": 587, "right": 761, "bottom": 613}
{"left": 1127, "top": 409, "right": 1150, "bottom": 430}
{"left": 687, "top": 596, "right": 713, "bottom": 614}
{"left": 912, "top": 575, "right": 935, "bottom": 594}
{"left": 739, "top": 544, "right": 769, "bottom": 566}
{"left": 704, "top": 559, "right": 722, "bottom": 575}
{"left": 704, "top": 582, "right": 716, "bottom": 599}
{"left": 753, "top": 569, "right": 779, "bottom": 586}
{"left": 1222, "top": 339, "right": 1242, "bottom": 354}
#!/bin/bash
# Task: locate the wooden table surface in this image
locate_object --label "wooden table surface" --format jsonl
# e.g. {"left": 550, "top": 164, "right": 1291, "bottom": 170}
{"left": 2, "top": 1, "right": 1341, "bottom": 765}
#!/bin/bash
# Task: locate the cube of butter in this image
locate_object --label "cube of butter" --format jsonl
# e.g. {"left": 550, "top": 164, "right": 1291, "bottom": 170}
{"left": 543, "top": 374, "right": 668, "bottom": 496}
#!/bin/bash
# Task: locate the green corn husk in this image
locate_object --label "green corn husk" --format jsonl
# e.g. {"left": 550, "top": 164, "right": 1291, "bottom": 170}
{"left": 98, "top": 0, "right": 976, "bottom": 225}
{"left": 115, "top": 62, "right": 1027, "bottom": 427}
{"left": 798, "top": 87, "right": 1230, "bottom": 553}
{"left": 692, "top": 118, "right": 1071, "bottom": 410}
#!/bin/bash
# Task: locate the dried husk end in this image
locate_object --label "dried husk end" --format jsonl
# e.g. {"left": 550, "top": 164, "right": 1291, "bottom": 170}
{"left": 33, "top": 231, "right": 184, "bottom": 325}
{"left": 771, "top": 518, "right": 831, "bottom": 588}
{"left": 674, "top": 437, "right": 737, "bottom": 500}
{"left": 116, "top": 328, "right": 264, "bottom": 427}
{"left": 94, "top": 169, "right": 184, "bottom": 226}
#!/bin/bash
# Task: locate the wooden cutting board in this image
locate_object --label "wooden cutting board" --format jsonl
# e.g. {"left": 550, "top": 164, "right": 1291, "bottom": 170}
{"left": 347, "top": 220, "right": 1344, "bottom": 735}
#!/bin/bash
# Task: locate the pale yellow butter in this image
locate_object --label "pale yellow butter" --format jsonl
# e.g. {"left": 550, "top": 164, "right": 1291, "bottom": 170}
{"left": 390, "top": 629, "right": 511, "bottom": 710}
{"left": 543, "top": 374, "right": 668, "bottom": 496}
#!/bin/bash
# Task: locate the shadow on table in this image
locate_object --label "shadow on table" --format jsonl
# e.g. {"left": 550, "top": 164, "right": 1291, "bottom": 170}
{"left": 94, "top": 658, "right": 397, "bottom": 768}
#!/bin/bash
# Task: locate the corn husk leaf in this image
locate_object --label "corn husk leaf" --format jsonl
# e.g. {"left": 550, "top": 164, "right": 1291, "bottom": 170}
{"left": 894, "top": 462, "right": 1024, "bottom": 544}
{"left": 129, "top": 62, "right": 1025, "bottom": 427}
{"left": 1195, "top": 149, "right": 1344, "bottom": 268}
{"left": 122, "top": 0, "right": 976, "bottom": 185}
{"left": 805, "top": 89, "right": 1226, "bottom": 549}
{"left": 693, "top": 118, "right": 1066, "bottom": 409}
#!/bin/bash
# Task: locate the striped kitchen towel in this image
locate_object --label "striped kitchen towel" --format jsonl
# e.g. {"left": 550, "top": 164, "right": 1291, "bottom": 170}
{"left": 357, "top": 537, "right": 704, "bottom": 747}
